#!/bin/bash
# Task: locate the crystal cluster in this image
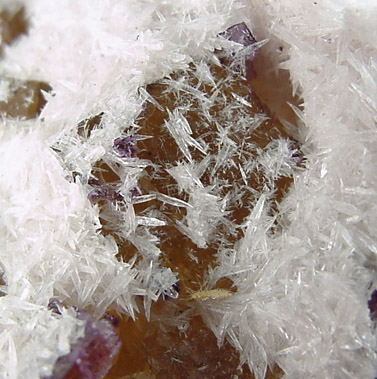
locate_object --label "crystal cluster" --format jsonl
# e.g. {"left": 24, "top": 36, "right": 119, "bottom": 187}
{"left": 218, "top": 22, "right": 258, "bottom": 80}
{"left": 102, "top": 24, "right": 299, "bottom": 378}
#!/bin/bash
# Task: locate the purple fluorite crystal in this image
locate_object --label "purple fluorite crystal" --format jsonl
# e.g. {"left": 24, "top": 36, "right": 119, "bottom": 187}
{"left": 113, "top": 136, "right": 138, "bottom": 158}
{"left": 220, "top": 22, "right": 256, "bottom": 47}
{"left": 48, "top": 309, "right": 121, "bottom": 379}
{"left": 218, "top": 22, "right": 258, "bottom": 80}
{"left": 88, "top": 186, "right": 123, "bottom": 203}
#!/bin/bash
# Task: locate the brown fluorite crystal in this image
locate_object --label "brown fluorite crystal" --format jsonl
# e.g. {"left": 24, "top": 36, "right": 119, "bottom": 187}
{"left": 115, "top": 59, "right": 296, "bottom": 295}
{"left": 0, "top": 9, "right": 300, "bottom": 378}
{"left": 0, "top": 77, "right": 52, "bottom": 119}
{"left": 0, "top": 5, "right": 28, "bottom": 51}
{"left": 145, "top": 313, "right": 249, "bottom": 378}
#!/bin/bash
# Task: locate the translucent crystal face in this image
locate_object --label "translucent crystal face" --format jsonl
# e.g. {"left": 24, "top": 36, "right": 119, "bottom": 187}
{"left": 0, "top": 6, "right": 27, "bottom": 49}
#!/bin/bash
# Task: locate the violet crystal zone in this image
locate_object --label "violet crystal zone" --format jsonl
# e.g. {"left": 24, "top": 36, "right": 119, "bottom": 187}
{"left": 218, "top": 22, "right": 258, "bottom": 80}
{"left": 47, "top": 308, "right": 121, "bottom": 379}
{"left": 113, "top": 136, "right": 138, "bottom": 158}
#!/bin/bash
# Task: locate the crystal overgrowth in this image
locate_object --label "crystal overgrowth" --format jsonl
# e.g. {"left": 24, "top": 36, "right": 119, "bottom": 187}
{"left": 101, "top": 25, "right": 301, "bottom": 377}
{"left": 218, "top": 22, "right": 259, "bottom": 80}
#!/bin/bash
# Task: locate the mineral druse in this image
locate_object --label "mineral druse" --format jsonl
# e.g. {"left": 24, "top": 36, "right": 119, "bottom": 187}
{"left": 218, "top": 22, "right": 258, "bottom": 80}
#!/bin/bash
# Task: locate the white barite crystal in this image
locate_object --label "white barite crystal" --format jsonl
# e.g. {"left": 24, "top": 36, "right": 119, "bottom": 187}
{"left": 0, "top": 0, "right": 376, "bottom": 378}
{"left": 177, "top": 188, "right": 227, "bottom": 249}
{"left": 164, "top": 108, "right": 207, "bottom": 162}
{"left": 168, "top": 161, "right": 227, "bottom": 248}
{"left": 0, "top": 78, "right": 10, "bottom": 102}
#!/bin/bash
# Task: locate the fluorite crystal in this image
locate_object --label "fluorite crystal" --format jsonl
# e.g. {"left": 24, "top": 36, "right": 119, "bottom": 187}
{"left": 0, "top": 11, "right": 300, "bottom": 377}
{"left": 218, "top": 22, "right": 258, "bottom": 80}
{"left": 47, "top": 306, "right": 121, "bottom": 379}
{"left": 88, "top": 185, "right": 124, "bottom": 203}
{"left": 221, "top": 22, "right": 257, "bottom": 47}
{"left": 114, "top": 136, "right": 139, "bottom": 158}
{"left": 0, "top": 6, "right": 27, "bottom": 52}
{"left": 144, "top": 307, "right": 251, "bottom": 378}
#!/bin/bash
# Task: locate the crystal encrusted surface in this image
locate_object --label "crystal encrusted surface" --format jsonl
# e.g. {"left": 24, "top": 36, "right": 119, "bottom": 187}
{"left": 0, "top": 12, "right": 300, "bottom": 377}
{"left": 103, "top": 60, "right": 299, "bottom": 297}
{"left": 103, "top": 39, "right": 300, "bottom": 377}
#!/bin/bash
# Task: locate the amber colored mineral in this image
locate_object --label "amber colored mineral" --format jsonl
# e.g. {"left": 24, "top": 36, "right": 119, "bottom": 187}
{"left": 0, "top": 6, "right": 28, "bottom": 51}
{"left": 0, "top": 11, "right": 300, "bottom": 377}
{"left": 0, "top": 77, "right": 52, "bottom": 119}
